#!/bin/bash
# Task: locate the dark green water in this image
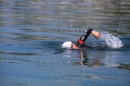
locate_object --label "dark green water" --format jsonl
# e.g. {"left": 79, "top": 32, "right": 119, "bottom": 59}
{"left": 0, "top": 0, "right": 130, "bottom": 86}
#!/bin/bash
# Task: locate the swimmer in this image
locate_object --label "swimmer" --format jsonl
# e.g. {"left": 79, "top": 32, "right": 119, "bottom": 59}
{"left": 62, "top": 29, "right": 101, "bottom": 49}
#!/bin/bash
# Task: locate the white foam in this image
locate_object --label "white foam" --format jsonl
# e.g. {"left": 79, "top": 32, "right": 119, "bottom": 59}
{"left": 100, "top": 32, "right": 123, "bottom": 49}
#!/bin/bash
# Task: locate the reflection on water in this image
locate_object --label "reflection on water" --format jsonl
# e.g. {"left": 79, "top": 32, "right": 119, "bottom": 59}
{"left": 62, "top": 47, "right": 130, "bottom": 70}
{"left": 62, "top": 48, "right": 130, "bottom": 71}
{"left": 77, "top": 48, "right": 100, "bottom": 66}
{"left": 0, "top": 0, "right": 130, "bottom": 86}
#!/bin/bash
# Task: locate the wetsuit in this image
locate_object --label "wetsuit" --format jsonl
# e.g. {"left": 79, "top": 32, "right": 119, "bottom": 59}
{"left": 76, "top": 29, "right": 93, "bottom": 48}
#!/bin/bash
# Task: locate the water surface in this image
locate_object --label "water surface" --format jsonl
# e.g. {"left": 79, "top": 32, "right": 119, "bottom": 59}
{"left": 0, "top": 0, "right": 130, "bottom": 86}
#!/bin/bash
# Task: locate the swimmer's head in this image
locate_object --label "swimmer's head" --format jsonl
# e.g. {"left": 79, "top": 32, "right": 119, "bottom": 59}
{"left": 62, "top": 41, "right": 72, "bottom": 49}
{"left": 62, "top": 41, "right": 78, "bottom": 49}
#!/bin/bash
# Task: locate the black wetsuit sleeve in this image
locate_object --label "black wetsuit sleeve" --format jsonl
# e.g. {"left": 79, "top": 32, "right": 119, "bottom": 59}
{"left": 76, "top": 29, "right": 93, "bottom": 48}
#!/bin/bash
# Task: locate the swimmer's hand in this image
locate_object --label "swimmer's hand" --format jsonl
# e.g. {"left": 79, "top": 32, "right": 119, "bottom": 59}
{"left": 92, "top": 30, "right": 101, "bottom": 39}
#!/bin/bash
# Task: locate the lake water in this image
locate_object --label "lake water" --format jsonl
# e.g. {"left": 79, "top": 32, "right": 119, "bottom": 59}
{"left": 0, "top": 0, "right": 130, "bottom": 86}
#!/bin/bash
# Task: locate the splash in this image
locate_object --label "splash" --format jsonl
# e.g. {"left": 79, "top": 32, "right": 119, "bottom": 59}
{"left": 100, "top": 32, "right": 123, "bottom": 49}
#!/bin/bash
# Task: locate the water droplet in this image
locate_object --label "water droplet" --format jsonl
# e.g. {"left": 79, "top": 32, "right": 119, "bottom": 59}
{"left": 100, "top": 32, "right": 123, "bottom": 48}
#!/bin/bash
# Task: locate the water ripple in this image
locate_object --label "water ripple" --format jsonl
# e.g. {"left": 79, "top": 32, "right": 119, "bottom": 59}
{"left": 0, "top": 0, "right": 130, "bottom": 86}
